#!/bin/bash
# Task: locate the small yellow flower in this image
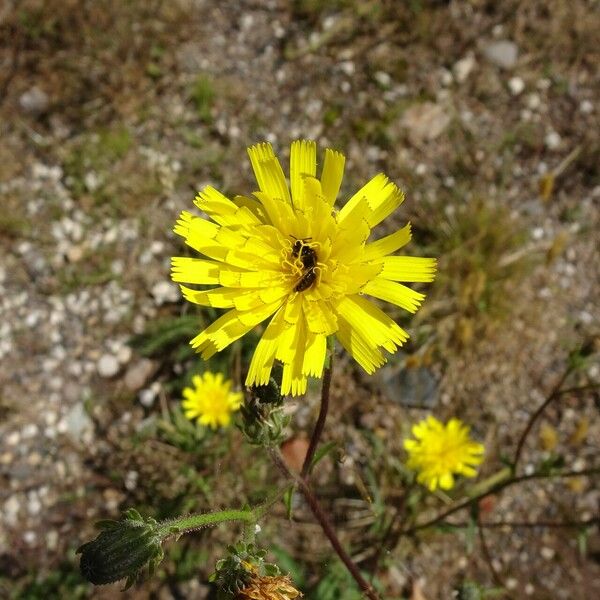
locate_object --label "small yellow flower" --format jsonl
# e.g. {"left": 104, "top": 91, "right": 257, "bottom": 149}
{"left": 172, "top": 140, "right": 436, "bottom": 396}
{"left": 404, "top": 416, "right": 484, "bottom": 491}
{"left": 237, "top": 574, "right": 302, "bottom": 600}
{"left": 181, "top": 372, "right": 242, "bottom": 429}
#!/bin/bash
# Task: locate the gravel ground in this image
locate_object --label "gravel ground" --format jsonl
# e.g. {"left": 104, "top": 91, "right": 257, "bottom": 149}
{"left": 1, "top": 1, "right": 599, "bottom": 598}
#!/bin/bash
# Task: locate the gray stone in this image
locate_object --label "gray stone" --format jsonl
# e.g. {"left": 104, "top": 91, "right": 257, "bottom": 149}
{"left": 401, "top": 102, "right": 451, "bottom": 144}
{"left": 483, "top": 40, "right": 519, "bottom": 69}
{"left": 124, "top": 358, "right": 156, "bottom": 391}
{"left": 374, "top": 361, "right": 439, "bottom": 409}
{"left": 63, "top": 402, "right": 93, "bottom": 441}
{"left": 19, "top": 87, "right": 49, "bottom": 115}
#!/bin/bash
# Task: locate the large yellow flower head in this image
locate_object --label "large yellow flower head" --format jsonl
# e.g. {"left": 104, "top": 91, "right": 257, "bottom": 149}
{"left": 404, "top": 416, "right": 484, "bottom": 491}
{"left": 172, "top": 140, "right": 436, "bottom": 396}
{"left": 182, "top": 372, "right": 242, "bottom": 429}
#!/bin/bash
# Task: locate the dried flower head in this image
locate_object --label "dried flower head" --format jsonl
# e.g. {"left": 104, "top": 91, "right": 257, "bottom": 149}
{"left": 172, "top": 140, "right": 436, "bottom": 396}
{"left": 237, "top": 573, "right": 302, "bottom": 600}
{"left": 182, "top": 371, "right": 242, "bottom": 429}
{"left": 404, "top": 416, "right": 484, "bottom": 491}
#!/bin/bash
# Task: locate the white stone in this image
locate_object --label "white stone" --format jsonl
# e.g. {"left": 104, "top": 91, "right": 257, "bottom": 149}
{"left": 117, "top": 345, "right": 132, "bottom": 365}
{"left": 23, "top": 531, "right": 37, "bottom": 545}
{"left": 401, "top": 102, "right": 451, "bottom": 144}
{"left": 151, "top": 281, "right": 179, "bottom": 306}
{"left": 545, "top": 131, "right": 561, "bottom": 150}
{"left": 540, "top": 546, "right": 555, "bottom": 560}
{"left": 97, "top": 354, "right": 120, "bottom": 378}
{"left": 483, "top": 40, "right": 519, "bottom": 69}
{"left": 508, "top": 76, "right": 525, "bottom": 95}
{"left": 527, "top": 93, "right": 541, "bottom": 110}
{"left": 453, "top": 54, "right": 476, "bottom": 83}
{"left": 19, "top": 87, "right": 49, "bottom": 115}
{"left": 46, "top": 530, "right": 59, "bottom": 551}
{"left": 27, "top": 493, "right": 42, "bottom": 516}
{"left": 84, "top": 171, "right": 101, "bottom": 192}
{"left": 580, "top": 99, "right": 593, "bottom": 114}
{"left": 374, "top": 71, "right": 391, "bottom": 87}
{"left": 5, "top": 431, "right": 20, "bottom": 446}
{"left": 124, "top": 470, "right": 139, "bottom": 491}
{"left": 440, "top": 69, "right": 453, "bottom": 86}
{"left": 22, "top": 424, "right": 38, "bottom": 439}
{"left": 4, "top": 496, "right": 20, "bottom": 526}
{"left": 139, "top": 382, "right": 161, "bottom": 407}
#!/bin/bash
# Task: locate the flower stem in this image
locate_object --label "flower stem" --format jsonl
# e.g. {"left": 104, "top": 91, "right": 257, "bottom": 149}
{"left": 270, "top": 448, "right": 379, "bottom": 600}
{"left": 513, "top": 364, "right": 573, "bottom": 472}
{"left": 158, "top": 508, "right": 255, "bottom": 537}
{"left": 301, "top": 350, "right": 333, "bottom": 478}
{"left": 401, "top": 466, "right": 600, "bottom": 536}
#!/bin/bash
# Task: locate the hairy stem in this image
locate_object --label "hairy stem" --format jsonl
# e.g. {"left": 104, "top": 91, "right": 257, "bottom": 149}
{"left": 301, "top": 352, "right": 333, "bottom": 478}
{"left": 270, "top": 448, "right": 379, "bottom": 600}
{"left": 158, "top": 508, "right": 255, "bottom": 537}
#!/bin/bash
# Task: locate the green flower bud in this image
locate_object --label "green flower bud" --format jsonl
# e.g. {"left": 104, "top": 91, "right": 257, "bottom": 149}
{"left": 210, "top": 543, "right": 281, "bottom": 599}
{"left": 77, "top": 509, "right": 164, "bottom": 589}
{"left": 240, "top": 377, "right": 290, "bottom": 447}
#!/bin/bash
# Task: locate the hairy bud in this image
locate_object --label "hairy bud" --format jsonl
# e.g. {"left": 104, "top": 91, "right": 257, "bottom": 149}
{"left": 241, "top": 378, "right": 290, "bottom": 447}
{"left": 77, "top": 509, "right": 165, "bottom": 589}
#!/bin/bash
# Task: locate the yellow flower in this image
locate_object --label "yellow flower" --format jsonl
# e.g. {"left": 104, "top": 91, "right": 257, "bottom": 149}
{"left": 404, "top": 416, "right": 484, "bottom": 491}
{"left": 237, "top": 574, "right": 302, "bottom": 600}
{"left": 172, "top": 140, "right": 436, "bottom": 396}
{"left": 181, "top": 372, "right": 242, "bottom": 429}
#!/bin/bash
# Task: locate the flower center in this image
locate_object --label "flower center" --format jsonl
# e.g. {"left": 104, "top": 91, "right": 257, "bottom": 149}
{"left": 281, "top": 238, "right": 321, "bottom": 293}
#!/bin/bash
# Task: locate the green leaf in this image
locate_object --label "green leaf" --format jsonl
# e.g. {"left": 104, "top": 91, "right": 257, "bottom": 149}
{"left": 310, "top": 440, "right": 338, "bottom": 471}
{"left": 283, "top": 486, "right": 295, "bottom": 520}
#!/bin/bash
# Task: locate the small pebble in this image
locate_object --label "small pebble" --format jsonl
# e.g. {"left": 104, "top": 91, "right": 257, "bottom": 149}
{"left": 508, "top": 76, "right": 525, "bottom": 95}
{"left": 97, "top": 354, "right": 120, "bottom": 378}
{"left": 545, "top": 131, "right": 561, "bottom": 150}
{"left": 540, "top": 546, "right": 555, "bottom": 560}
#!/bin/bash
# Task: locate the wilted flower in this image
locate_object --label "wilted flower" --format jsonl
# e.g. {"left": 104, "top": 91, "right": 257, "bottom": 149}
{"left": 237, "top": 573, "right": 302, "bottom": 600}
{"left": 404, "top": 416, "right": 484, "bottom": 491}
{"left": 172, "top": 140, "right": 436, "bottom": 396}
{"left": 182, "top": 371, "right": 243, "bottom": 429}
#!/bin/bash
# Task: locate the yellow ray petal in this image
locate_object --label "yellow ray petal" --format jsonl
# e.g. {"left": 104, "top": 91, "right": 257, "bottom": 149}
{"left": 253, "top": 191, "right": 295, "bottom": 233}
{"left": 290, "top": 140, "right": 317, "bottom": 209}
{"left": 335, "top": 316, "right": 386, "bottom": 373}
{"left": 304, "top": 299, "right": 338, "bottom": 335}
{"left": 171, "top": 257, "right": 220, "bottom": 284}
{"left": 379, "top": 256, "right": 437, "bottom": 282}
{"left": 302, "top": 331, "right": 327, "bottom": 377}
{"left": 280, "top": 317, "right": 308, "bottom": 396}
{"left": 247, "top": 142, "right": 291, "bottom": 203}
{"left": 233, "top": 195, "right": 270, "bottom": 224}
{"left": 195, "top": 186, "right": 260, "bottom": 227}
{"left": 338, "top": 173, "right": 388, "bottom": 223}
{"left": 191, "top": 300, "right": 283, "bottom": 356}
{"left": 368, "top": 185, "right": 404, "bottom": 228}
{"left": 336, "top": 295, "right": 408, "bottom": 352}
{"left": 363, "top": 223, "right": 412, "bottom": 261}
{"left": 219, "top": 267, "right": 283, "bottom": 289}
{"left": 361, "top": 278, "right": 426, "bottom": 313}
{"left": 338, "top": 174, "right": 405, "bottom": 229}
{"left": 320, "top": 148, "right": 345, "bottom": 205}
{"left": 179, "top": 285, "right": 238, "bottom": 308}
{"left": 246, "top": 306, "right": 287, "bottom": 387}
